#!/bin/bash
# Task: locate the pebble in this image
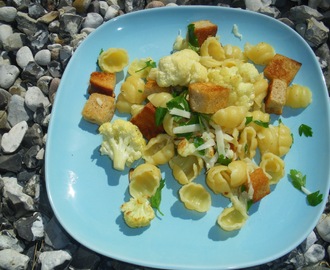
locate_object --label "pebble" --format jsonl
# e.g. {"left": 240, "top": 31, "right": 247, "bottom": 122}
{"left": 44, "top": 217, "right": 72, "bottom": 249}
{"left": 316, "top": 213, "right": 330, "bottom": 242}
{"left": 16, "top": 46, "right": 34, "bottom": 69}
{"left": 25, "top": 86, "right": 50, "bottom": 112}
{"left": 104, "top": 5, "right": 119, "bottom": 20}
{"left": 0, "top": 6, "right": 17, "bottom": 22}
{"left": 2, "top": 32, "right": 27, "bottom": 52}
{"left": 0, "top": 25, "right": 14, "bottom": 46}
{"left": 304, "top": 244, "right": 325, "bottom": 264}
{"left": 7, "top": 94, "right": 32, "bottom": 127}
{"left": 0, "top": 249, "right": 29, "bottom": 270}
{"left": 82, "top": 12, "right": 104, "bottom": 28}
{"left": 0, "top": 65, "right": 20, "bottom": 90}
{"left": 1, "top": 120, "right": 28, "bottom": 153}
{"left": 35, "top": 49, "right": 52, "bottom": 66}
{"left": 14, "top": 212, "right": 45, "bottom": 242}
{"left": 0, "top": 230, "right": 25, "bottom": 252}
{"left": 38, "top": 250, "right": 72, "bottom": 270}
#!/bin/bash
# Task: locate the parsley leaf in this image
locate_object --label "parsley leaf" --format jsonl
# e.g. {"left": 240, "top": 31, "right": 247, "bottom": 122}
{"left": 150, "top": 179, "right": 165, "bottom": 216}
{"left": 155, "top": 107, "right": 168, "bottom": 126}
{"left": 217, "top": 154, "right": 232, "bottom": 166}
{"left": 289, "top": 169, "right": 323, "bottom": 207}
{"left": 298, "top": 124, "right": 313, "bottom": 137}
{"left": 245, "top": 117, "right": 269, "bottom": 128}
{"left": 135, "top": 60, "right": 156, "bottom": 73}
{"left": 187, "top": 24, "right": 200, "bottom": 51}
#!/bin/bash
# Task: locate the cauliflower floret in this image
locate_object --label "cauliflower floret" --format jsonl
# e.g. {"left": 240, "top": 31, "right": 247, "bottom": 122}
{"left": 153, "top": 49, "right": 208, "bottom": 87}
{"left": 121, "top": 196, "right": 155, "bottom": 228}
{"left": 99, "top": 119, "right": 146, "bottom": 171}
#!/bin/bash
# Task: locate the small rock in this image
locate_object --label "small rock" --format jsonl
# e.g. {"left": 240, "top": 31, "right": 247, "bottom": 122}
{"left": 82, "top": 12, "right": 103, "bottom": 28}
{"left": 48, "top": 77, "right": 60, "bottom": 104}
{"left": 0, "top": 249, "right": 29, "bottom": 270}
{"left": 0, "top": 6, "right": 18, "bottom": 22}
{"left": 34, "top": 49, "right": 52, "bottom": 66}
{"left": 73, "top": 0, "right": 92, "bottom": 13}
{"left": 0, "top": 110, "right": 9, "bottom": 129}
{"left": 21, "top": 62, "right": 46, "bottom": 83}
{"left": 2, "top": 32, "right": 27, "bottom": 52}
{"left": 47, "top": 60, "right": 62, "bottom": 78}
{"left": 70, "top": 245, "right": 101, "bottom": 269}
{"left": 104, "top": 5, "right": 119, "bottom": 20}
{"left": 0, "top": 175, "right": 35, "bottom": 216}
{"left": 59, "top": 45, "right": 73, "bottom": 68}
{"left": 0, "top": 88, "right": 12, "bottom": 110}
{"left": 38, "top": 250, "right": 72, "bottom": 270}
{"left": 0, "top": 230, "right": 25, "bottom": 252}
{"left": 0, "top": 25, "right": 14, "bottom": 46}
{"left": 316, "top": 213, "right": 330, "bottom": 242}
{"left": 300, "top": 230, "right": 318, "bottom": 252}
{"left": 14, "top": 212, "right": 45, "bottom": 242}
{"left": 304, "top": 244, "right": 325, "bottom": 265}
{"left": 99, "top": 1, "right": 109, "bottom": 16}
{"left": 25, "top": 86, "right": 50, "bottom": 112}
{"left": 1, "top": 120, "right": 28, "bottom": 154}
{"left": 290, "top": 5, "right": 324, "bottom": 22}
{"left": 16, "top": 46, "right": 34, "bottom": 69}
{"left": 28, "top": 2, "right": 47, "bottom": 19}
{"left": 0, "top": 151, "right": 23, "bottom": 173}
{"left": 146, "top": 1, "right": 165, "bottom": 8}
{"left": 7, "top": 94, "right": 33, "bottom": 127}
{"left": 37, "top": 76, "right": 53, "bottom": 95}
{"left": 24, "top": 145, "right": 42, "bottom": 169}
{"left": 59, "top": 13, "right": 83, "bottom": 37}
{"left": 23, "top": 174, "right": 41, "bottom": 199}
{"left": 37, "top": 10, "right": 60, "bottom": 24}
{"left": 304, "top": 17, "right": 329, "bottom": 47}
{"left": 0, "top": 65, "right": 20, "bottom": 90}
{"left": 23, "top": 123, "right": 44, "bottom": 148}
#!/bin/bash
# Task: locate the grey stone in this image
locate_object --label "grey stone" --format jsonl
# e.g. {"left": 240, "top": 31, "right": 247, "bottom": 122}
{"left": 14, "top": 212, "right": 45, "bottom": 241}
{"left": 290, "top": 5, "right": 324, "bottom": 22}
{"left": 23, "top": 174, "right": 41, "bottom": 199}
{"left": 1, "top": 121, "right": 28, "bottom": 154}
{"left": 59, "top": 45, "right": 73, "bottom": 68}
{"left": 0, "top": 249, "right": 29, "bottom": 270}
{"left": 0, "top": 88, "right": 13, "bottom": 110}
{"left": 104, "top": 5, "right": 119, "bottom": 20}
{"left": 24, "top": 145, "right": 42, "bottom": 169}
{"left": 25, "top": 86, "right": 50, "bottom": 113}
{"left": 16, "top": 46, "right": 34, "bottom": 69}
{"left": 21, "top": 62, "right": 46, "bottom": 83}
{"left": 82, "top": 12, "right": 104, "bottom": 28}
{"left": 2, "top": 32, "right": 27, "bottom": 52}
{"left": 23, "top": 123, "right": 44, "bottom": 148}
{"left": 0, "top": 110, "right": 9, "bottom": 129}
{"left": 0, "top": 7, "right": 18, "bottom": 23}
{"left": 38, "top": 250, "right": 72, "bottom": 270}
{"left": 70, "top": 245, "right": 101, "bottom": 269}
{"left": 0, "top": 65, "right": 20, "bottom": 90}
{"left": 304, "top": 244, "right": 325, "bottom": 264}
{"left": 316, "top": 213, "right": 330, "bottom": 242}
{"left": 304, "top": 17, "right": 329, "bottom": 47}
{"left": 35, "top": 49, "right": 52, "bottom": 66}
{"left": 7, "top": 94, "right": 32, "bottom": 127}
{"left": 37, "top": 11, "right": 60, "bottom": 24}
{"left": 59, "top": 13, "right": 83, "bottom": 37}
{"left": 28, "top": 3, "right": 47, "bottom": 19}
{"left": 0, "top": 25, "right": 14, "bottom": 47}
{"left": 44, "top": 217, "right": 72, "bottom": 249}
{"left": 0, "top": 230, "right": 25, "bottom": 252}
{"left": 47, "top": 60, "right": 62, "bottom": 78}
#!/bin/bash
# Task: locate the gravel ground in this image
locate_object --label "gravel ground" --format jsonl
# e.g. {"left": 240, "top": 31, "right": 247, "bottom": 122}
{"left": 0, "top": 0, "right": 330, "bottom": 269}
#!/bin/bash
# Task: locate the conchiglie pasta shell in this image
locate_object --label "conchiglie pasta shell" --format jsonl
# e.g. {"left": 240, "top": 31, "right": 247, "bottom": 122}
{"left": 179, "top": 182, "right": 211, "bottom": 212}
{"left": 212, "top": 106, "right": 248, "bottom": 130}
{"left": 169, "top": 155, "right": 203, "bottom": 185}
{"left": 259, "top": 152, "right": 285, "bottom": 185}
{"left": 129, "top": 163, "right": 161, "bottom": 198}
{"left": 206, "top": 165, "right": 231, "bottom": 197}
{"left": 120, "top": 75, "right": 146, "bottom": 104}
{"left": 217, "top": 206, "right": 247, "bottom": 231}
{"left": 228, "top": 160, "right": 248, "bottom": 187}
{"left": 147, "top": 92, "right": 173, "bottom": 108}
{"left": 143, "top": 134, "right": 175, "bottom": 165}
{"left": 244, "top": 42, "right": 275, "bottom": 65}
{"left": 98, "top": 48, "right": 129, "bottom": 73}
{"left": 200, "top": 36, "right": 225, "bottom": 61}
{"left": 286, "top": 84, "right": 312, "bottom": 108}
{"left": 278, "top": 123, "right": 293, "bottom": 157}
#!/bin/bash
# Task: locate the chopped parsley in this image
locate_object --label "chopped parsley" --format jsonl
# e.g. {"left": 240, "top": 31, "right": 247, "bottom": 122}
{"left": 150, "top": 179, "right": 165, "bottom": 216}
{"left": 298, "top": 124, "right": 313, "bottom": 137}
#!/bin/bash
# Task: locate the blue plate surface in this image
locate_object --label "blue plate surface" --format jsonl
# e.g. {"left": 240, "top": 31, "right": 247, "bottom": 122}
{"left": 45, "top": 6, "right": 330, "bottom": 270}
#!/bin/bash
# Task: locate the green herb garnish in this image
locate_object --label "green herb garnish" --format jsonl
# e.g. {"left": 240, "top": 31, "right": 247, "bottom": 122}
{"left": 245, "top": 117, "right": 269, "bottom": 128}
{"left": 289, "top": 169, "right": 323, "bottom": 206}
{"left": 150, "top": 179, "right": 165, "bottom": 216}
{"left": 298, "top": 124, "right": 313, "bottom": 137}
{"left": 135, "top": 60, "right": 156, "bottom": 73}
{"left": 217, "top": 154, "right": 232, "bottom": 166}
{"left": 187, "top": 24, "right": 200, "bottom": 51}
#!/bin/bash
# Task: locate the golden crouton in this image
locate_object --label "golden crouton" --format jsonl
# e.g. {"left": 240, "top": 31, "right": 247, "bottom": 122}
{"left": 248, "top": 168, "right": 270, "bottom": 203}
{"left": 82, "top": 93, "right": 116, "bottom": 125}
{"left": 263, "top": 54, "right": 302, "bottom": 85}
{"left": 188, "top": 82, "right": 230, "bottom": 114}
{"left": 144, "top": 79, "right": 171, "bottom": 97}
{"left": 189, "top": 20, "right": 218, "bottom": 47}
{"left": 265, "top": 78, "right": 287, "bottom": 115}
{"left": 88, "top": 71, "right": 116, "bottom": 97}
{"left": 130, "top": 102, "right": 165, "bottom": 140}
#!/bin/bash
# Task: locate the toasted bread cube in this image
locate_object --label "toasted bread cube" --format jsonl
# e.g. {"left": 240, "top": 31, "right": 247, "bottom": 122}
{"left": 265, "top": 78, "right": 287, "bottom": 115}
{"left": 248, "top": 168, "right": 270, "bottom": 203}
{"left": 264, "top": 54, "right": 302, "bottom": 85}
{"left": 144, "top": 79, "right": 171, "bottom": 97}
{"left": 130, "top": 102, "right": 165, "bottom": 140}
{"left": 82, "top": 93, "right": 116, "bottom": 125}
{"left": 189, "top": 20, "right": 218, "bottom": 47}
{"left": 88, "top": 71, "right": 116, "bottom": 97}
{"left": 188, "top": 82, "right": 230, "bottom": 114}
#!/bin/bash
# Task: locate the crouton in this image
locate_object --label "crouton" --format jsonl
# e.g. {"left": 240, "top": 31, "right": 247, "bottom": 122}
{"left": 130, "top": 102, "right": 165, "bottom": 140}
{"left": 88, "top": 71, "right": 116, "bottom": 97}
{"left": 189, "top": 20, "right": 218, "bottom": 47}
{"left": 248, "top": 168, "right": 270, "bottom": 203}
{"left": 265, "top": 78, "right": 287, "bottom": 115}
{"left": 82, "top": 93, "right": 116, "bottom": 125}
{"left": 263, "top": 54, "right": 302, "bottom": 85}
{"left": 144, "top": 79, "right": 171, "bottom": 97}
{"left": 188, "top": 82, "right": 230, "bottom": 114}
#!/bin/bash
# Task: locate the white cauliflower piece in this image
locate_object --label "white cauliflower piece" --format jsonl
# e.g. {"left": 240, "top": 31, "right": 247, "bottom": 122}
{"left": 121, "top": 196, "right": 155, "bottom": 228}
{"left": 99, "top": 119, "right": 146, "bottom": 171}
{"left": 153, "top": 49, "right": 208, "bottom": 87}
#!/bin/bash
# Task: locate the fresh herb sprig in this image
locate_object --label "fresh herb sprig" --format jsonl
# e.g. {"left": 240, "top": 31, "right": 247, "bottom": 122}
{"left": 298, "top": 124, "right": 313, "bottom": 137}
{"left": 150, "top": 179, "right": 165, "bottom": 216}
{"left": 245, "top": 116, "right": 269, "bottom": 128}
{"left": 135, "top": 60, "right": 156, "bottom": 73}
{"left": 289, "top": 169, "right": 323, "bottom": 206}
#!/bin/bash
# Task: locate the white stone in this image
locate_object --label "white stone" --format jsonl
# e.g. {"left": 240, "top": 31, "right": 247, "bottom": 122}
{"left": 316, "top": 213, "right": 330, "bottom": 242}
{"left": 301, "top": 230, "right": 318, "bottom": 252}
{"left": 0, "top": 233, "right": 24, "bottom": 252}
{"left": 25, "top": 86, "right": 50, "bottom": 112}
{"left": 0, "top": 7, "right": 17, "bottom": 22}
{"left": 0, "top": 249, "right": 29, "bottom": 270}
{"left": 104, "top": 6, "right": 119, "bottom": 21}
{"left": 31, "top": 214, "right": 45, "bottom": 240}
{"left": 99, "top": 1, "right": 109, "bottom": 16}
{"left": 82, "top": 12, "right": 103, "bottom": 28}
{"left": 38, "top": 250, "right": 72, "bottom": 270}
{"left": 0, "top": 24, "right": 13, "bottom": 46}
{"left": 35, "top": 49, "right": 51, "bottom": 66}
{"left": 304, "top": 244, "right": 325, "bottom": 264}
{"left": 16, "top": 46, "right": 34, "bottom": 69}
{"left": 0, "top": 65, "right": 20, "bottom": 89}
{"left": 1, "top": 121, "right": 28, "bottom": 153}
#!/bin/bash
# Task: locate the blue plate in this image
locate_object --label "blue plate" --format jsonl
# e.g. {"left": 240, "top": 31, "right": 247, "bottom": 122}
{"left": 45, "top": 6, "right": 330, "bottom": 270}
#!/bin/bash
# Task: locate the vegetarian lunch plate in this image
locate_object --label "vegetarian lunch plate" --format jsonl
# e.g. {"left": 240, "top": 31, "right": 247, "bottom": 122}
{"left": 45, "top": 6, "right": 330, "bottom": 270}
